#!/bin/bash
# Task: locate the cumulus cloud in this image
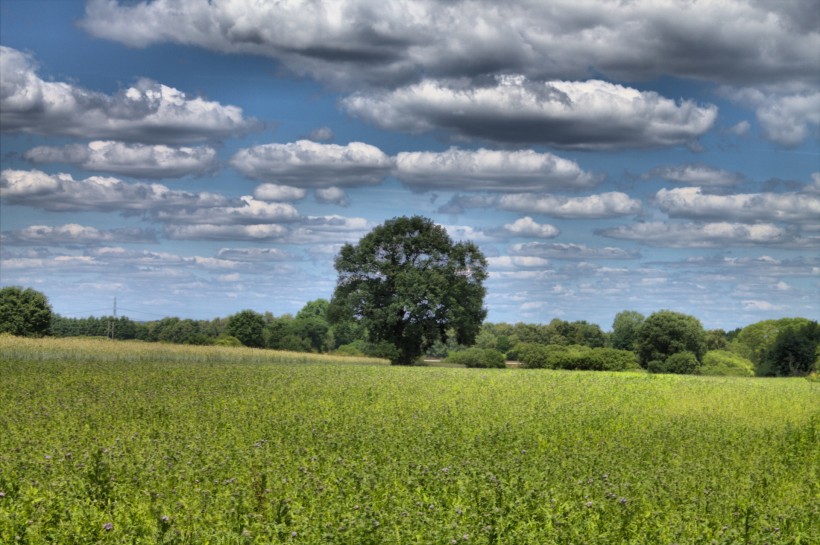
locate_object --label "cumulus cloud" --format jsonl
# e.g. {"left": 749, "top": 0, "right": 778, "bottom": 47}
{"left": 344, "top": 77, "right": 718, "bottom": 149}
{"left": 81, "top": 1, "right": 819, "bottom": 89}
{"left": 230, "top": 140, "right": 393, "bottom": 187}
{"left": 644, "top": 164, "right": 745, "bottom": 187}
{"left": 252, "top": 184, "right": 307, "bottom": 202}
{"left": 502, "top": 217, "right": 560, "bottom": 238}
{"left": 0, "top": 169, "right": 230, "bottom": 212}
{"left": 598, "top": 221, "right": 800, "bottom": 247}
{"left": 1, "top": 224, "right": 157, "bottom": 246}
{"left": 724, "top": 87, "right": 820, "bottom": 146}
{"left": 23, "top": 141, "right": 217, "bottom": 178}
{"left": 308, "top": 126, "right": 334, "bottom": 142}
{"left": 511, "top": 242, "right": 639, "bottom": 260}
{"left": 487, "top": 255, "right": 551, "bottom": 269}
{"left": 655, "top": 187, "right": 820, "bottom": 225}
{"left": 152, "top": 196, "right": 300, "bottom": 225}
{"left": 499, "top": 192, "right": 641, "bottom": 218}
{"left": 164, "top": 223, "right": 289, "bottom": 242}
{"left": 315, "top": 187, "right": 349, "bottom": 206}
{"left": 395, "top": 147, "right": 598, "bottom": 191}
{"left": 0, "top": 46, "right": 259, "bottom": 143}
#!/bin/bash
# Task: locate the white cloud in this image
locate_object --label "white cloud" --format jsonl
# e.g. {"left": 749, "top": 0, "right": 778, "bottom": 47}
{"left": 644, "top": 164, "right": 745, "bottom": 187}
{"left": 742, "top": 300, "right": 785, "bottom": 311}
{"left": 315, "top": 187, "right": 349, "bottom": 206}
{"left": 344, "top": 77, "right": 718, "bottom": 149}
{"left": 394, "top": 147, "right": 599, "bottom": 191}
{"left": 153, "top": 196, "right": 300, "bottom": 225}
{"left": 215, "top": 248, "right": 293, "bottom": 262}
{"left": 23, "top": 141, "right": 217, "bottom": 178}
{"left": 0, "top": 46, "right": 258, "bottom": 143}
{"left": 0, "top": 169, "right": 230, "bottom": 212}
{"left": 598, "top": 221, "right": 798, "bottom": 247}
{"left": 502, "top": 217, "right": 560, "bottom": 238}
{"left": 487, "top": 256, "right": 551, "bottom": 269}
{"left": 655, "top": 187, "right": 820, "bottom": 224}
{"left": 439, "top": 224, "right": 494, "bottom": 242}
{"left": 499, "top": 191, "right": 641, "bottom": 218}
{"left": 308, "top": 126, "right": 334, "bottom": 142}
{"left": 230, "top": 140, "right": 393, "bottom": 187}
{"left": 253, "top": 184, "right": 308, "bottom": 202}
{"left": 81, "top": 1, "right": 820, "bottom": 89}
{"left": 511, "top": 242, "right": 639, "bottom": 260}
{"left": 1, "top": 224, "right": 157, "bottom": 246}
{"left": 164, "top": 223, "right": 289, "bottom": 241}
{"left": 724, "top": 87, "right": 820, "bottom": 146}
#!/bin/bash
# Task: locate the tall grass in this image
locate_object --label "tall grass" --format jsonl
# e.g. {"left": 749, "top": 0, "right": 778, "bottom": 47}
{"left": 1, "top": 336, "right": 817, "bottom": 544}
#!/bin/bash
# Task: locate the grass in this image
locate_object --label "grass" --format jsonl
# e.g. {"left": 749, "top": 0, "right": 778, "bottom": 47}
{"left": 1, "top": 335, "right": 818, "bottom": 544}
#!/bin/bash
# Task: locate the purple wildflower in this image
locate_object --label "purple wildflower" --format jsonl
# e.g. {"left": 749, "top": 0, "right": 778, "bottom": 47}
{"left": 103, "top": 522, "right": 114, "bottom": 531}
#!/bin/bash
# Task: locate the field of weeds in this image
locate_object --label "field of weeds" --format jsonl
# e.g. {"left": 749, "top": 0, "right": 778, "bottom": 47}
{"left": 1, "top": 336, "right": 818, "bottom": 544}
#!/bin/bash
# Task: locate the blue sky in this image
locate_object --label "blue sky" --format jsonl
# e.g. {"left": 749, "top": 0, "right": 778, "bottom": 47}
{"left": 1, "top": 0, "right": 818, "bottom": 330}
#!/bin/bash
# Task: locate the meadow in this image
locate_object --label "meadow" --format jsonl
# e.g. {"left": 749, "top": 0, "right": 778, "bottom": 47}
{"left": 1, "top": 336, "right": 818, "bottom": 544}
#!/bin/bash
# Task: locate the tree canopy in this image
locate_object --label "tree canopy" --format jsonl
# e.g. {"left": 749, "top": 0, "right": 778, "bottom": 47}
{"left": 636, "top": 310, "right": 707, "bottom": 368}
{"left": 0, "top": 286, "right": 52, "bottom": 337}
{"left": 330, "top": 216, "right": 487, "bottom": 365}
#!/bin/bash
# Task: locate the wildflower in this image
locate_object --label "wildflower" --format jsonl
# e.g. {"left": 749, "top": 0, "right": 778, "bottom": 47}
{"left": 103, "top": 522, "right": 114, "bottom": 531}
{"left": 161, "top": 515, "right": 170, "bottom": 524}
{"left": 291, "top": 531, "right": 298, "bottom": 538}
{"left": 0, "top": 492, "right": 5, "bottom": 498}
{"left": 585, "top": 501, "right": 593, "bottom": 508}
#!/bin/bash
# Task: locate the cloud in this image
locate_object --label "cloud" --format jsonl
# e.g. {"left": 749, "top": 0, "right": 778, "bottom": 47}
{"left": 487, "top": 255, "right": 551, "bottom": 269}
{"left": 511, "top": 242, "right": 639, "bottom": 260}
{"left": 0, "top": 169, "right": 230, "bottom": 213}
{"left": 215, "top": 248, "right": 294, "bottom": 262}
{"left": 152, "top": 196, "right": 300, "bottom": 225}
{"left": 253, "top": 184, "right": 307, "bottom": 202}
{"left": 23, "top": 141, "right": 217, "bottom": 178}
{"left": 655, "top": 187, "right": 820, "bottom": 225}
{"left": 394, "top": 147, "right": 599, "bottom": 191}
{"left": 502, "top": 217, "right": 560, "bottom": 238}
{"left": 644, "top": 164, "right": 745, "bottom": 187}
{"left": 498, "top": 192, "right": 641, "bottom": 218}
{"left": 0, "top": 46, "right": 259, "bottom": 143}
{"left": 439, "top": 224, "right": 493, "bottom": 242}
{"left": 315, "top": 187, "right": 349, "bottom": 206}
{"left": 81, "top": 1, "right": 820, "bottom": 89}
{"left": 308, "top": 126, "right": 334, "bottom": 142}
{"left": 230, "top": 140, "right": 393, "bottom": 187}
{"left": 598, "top": 221, "right": 802, "bottom": 247}
{"left": 164, "top": 224, "right": 289, "bottom": 242}
{"left": 344, "top": 77, "right": 718, "bottom": 149}
{"left": 1, "top": 224, "right": 157, "bottom": 246}
{"left": 724, "top": 87, "right": 820, "bottom": 146}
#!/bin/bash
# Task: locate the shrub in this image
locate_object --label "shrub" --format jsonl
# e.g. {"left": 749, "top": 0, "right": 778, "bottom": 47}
{"left": 649, "top": 351, "right": 700, "bottom": 374}
{"left": 212, "top": 335, "right": 242, "bottom": 347}
{"left": 334, "top": 343, "right": 365, "bottom": 357}
{"left": 445, "top": 347, "right": 506, "bottom": 368}
{"left": 699, "top": 350, "right": 754, "bottom": 377}
{"left": 511, "top": 343, "right": 552, "bottom": 368}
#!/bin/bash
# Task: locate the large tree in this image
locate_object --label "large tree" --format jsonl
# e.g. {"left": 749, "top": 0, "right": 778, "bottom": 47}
{"left": 636, "top": 310, "right": 706, "bottom": 369}
{"left": 330, "top": 216, "right": 487, "bottom": 365}
{"left": 0, "top": 286, "right": 53, "bottom": 337}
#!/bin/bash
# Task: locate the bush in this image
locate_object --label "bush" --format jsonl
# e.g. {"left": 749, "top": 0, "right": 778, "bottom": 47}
{"left": 511, "top": 343, "right": 551, "bottom": 368}
{"left": 648, "top": 351, "right": 700, "bottom": 374}
{"left": 445, "top": 347, "right": 506, "bottom": 368}
{"left": 333, "top": 343, "right": 365, "bottom": 357}
{"left": 212, "top": 335, "right": 242, "bottom": 347}
{"left": 514, "top": 343, "right": 638, "bottom": 371}
{"left": 699, "top": 350, "right": 754, "bottom": 377}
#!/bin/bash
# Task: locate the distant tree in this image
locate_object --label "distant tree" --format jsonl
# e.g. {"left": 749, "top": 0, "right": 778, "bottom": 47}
{"left": 765, "top": 323, "right": 818, "bottom": 376}
{"left": 735, "top": 318, "right": 812, "bottom": 375}
{"left": 610, "top": 311, "right": 645, "bottom": 351}
{"left": 648, "top": 351, "right": 700, "bottom": 375}
{"left": 226, "top": 310, "right": 266, "bottom": 348}
{"left": 705, "top": 329, "right": 729, "bottom": 351}
{"left": 636, "top": 310, "right": 706, "bottom": 368}
{"left": 0, "top": 286, "right": 52, "bottom": 337}
{"left": 330, "top": 216, "right": 487, "bottom": 365}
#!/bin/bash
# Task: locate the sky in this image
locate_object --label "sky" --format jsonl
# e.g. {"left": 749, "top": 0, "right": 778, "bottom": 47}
{"left": 0, "top": 0, "right": 818, "bottom": 331}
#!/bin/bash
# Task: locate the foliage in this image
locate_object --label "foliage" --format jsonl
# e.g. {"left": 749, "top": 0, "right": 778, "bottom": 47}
{"left": 699, "top": 350, "right": 755, "bottom": 376}
{"left": 699, "top": 350, "right": 755, "bottom": 377}
{"left": 212, "top": 334, "right": 243, "bottom": 347}
{"left": 330, "top": 216, "right": 487, "bottom": 365}
{"left": 610, "top": 310, "right": 645, "bottom": 351}
{"left": 1, "top": 335, "right": 817, "bottom": 544}
{"left": 648, "top": 351, "right": 700, "bottom": 374}
{"left": 444, "top": 347, "right": 506, "bottom": 368}
{"left": 0, "top": 286, "right": 52, "bottom": 337}
{"left": 735, "top": 317, "right": 811, "bottom": 373}
{"left": 226, "top": 309, "right": 266, "bottom": 348}
{"left": 636, "top": 310, "right": 706, "bottom": 368}
{"left": 514, "top": 343, "right": 638, "bottom": 371}
{"left": 765, "top": 323, "right": 819, "bottom": 376}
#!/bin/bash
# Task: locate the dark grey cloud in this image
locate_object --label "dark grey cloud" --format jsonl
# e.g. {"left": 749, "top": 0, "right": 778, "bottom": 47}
{"left": 81, "top": 1, "right": 820, "bottom": 89}
{"left": 1, "top": 46, "right": 259, "bottom": 143}
{"left": 343, "top": 78, "right": 717, "bottom": 149}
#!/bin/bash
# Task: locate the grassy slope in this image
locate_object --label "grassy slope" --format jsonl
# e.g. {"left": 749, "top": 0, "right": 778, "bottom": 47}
{"left": 1, "top": 336, "right": 818, "bottom": 544}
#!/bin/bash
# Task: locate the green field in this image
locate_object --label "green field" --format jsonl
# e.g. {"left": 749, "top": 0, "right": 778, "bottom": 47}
{"left": 1, "top": 337, "right": 818, "bottom": 544}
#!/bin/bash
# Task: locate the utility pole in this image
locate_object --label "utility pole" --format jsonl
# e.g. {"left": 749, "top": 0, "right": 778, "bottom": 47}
{"left": 108, "top": 296, "right": 117, "bottom": 340}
